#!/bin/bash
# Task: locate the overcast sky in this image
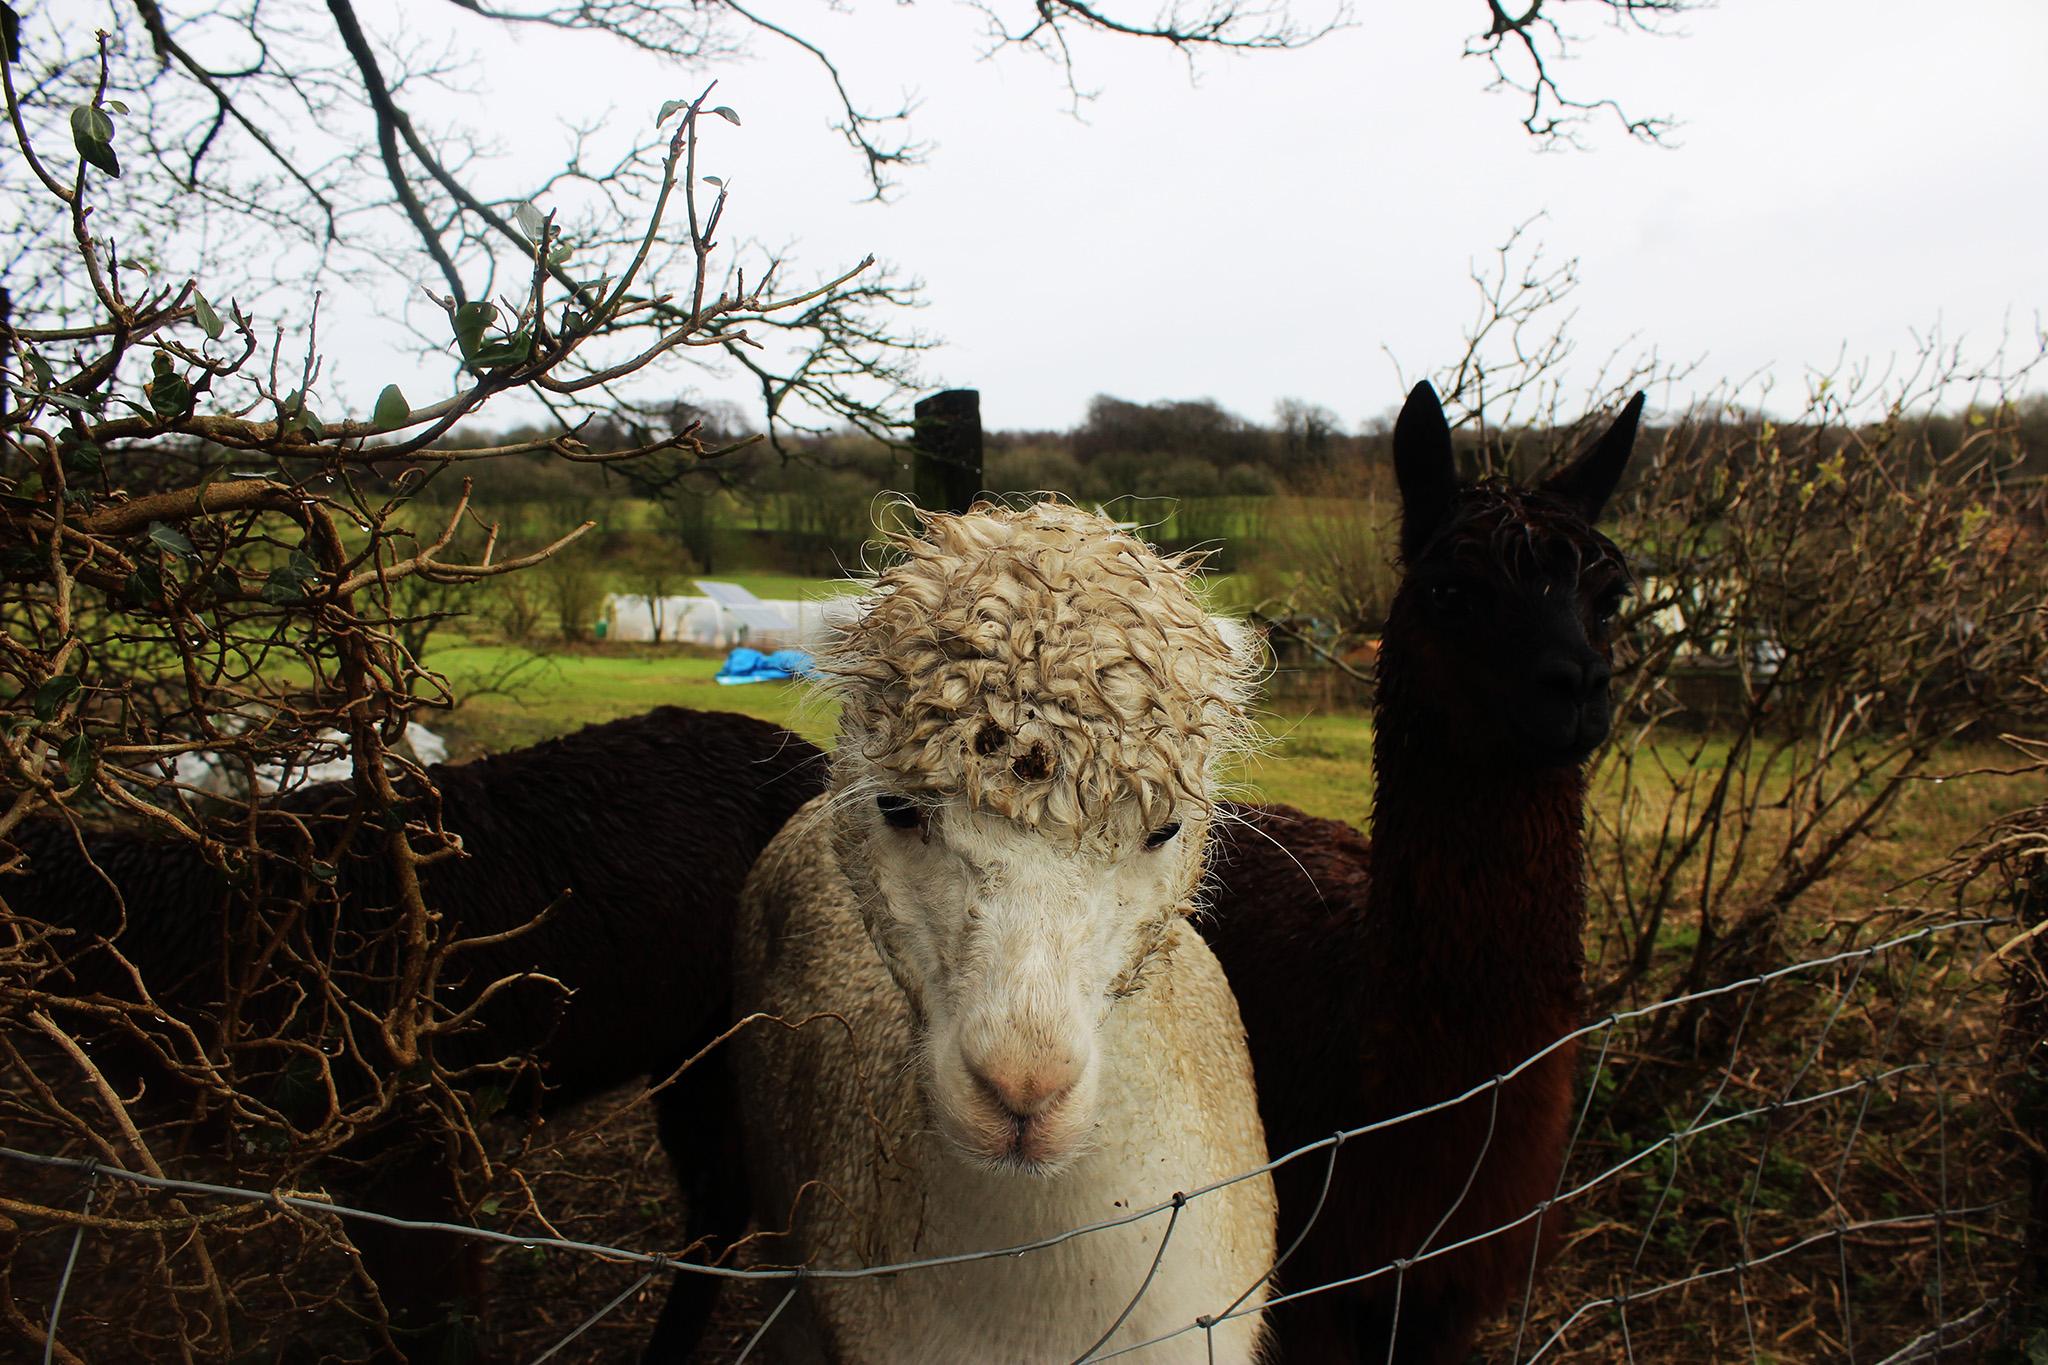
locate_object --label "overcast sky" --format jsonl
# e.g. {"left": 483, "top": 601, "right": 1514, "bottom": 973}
{"left": 327, "top": 0, "right": 2048, "bottom": 433}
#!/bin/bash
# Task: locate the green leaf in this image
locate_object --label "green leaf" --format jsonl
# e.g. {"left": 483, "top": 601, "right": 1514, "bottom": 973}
{"left": 147, "top": 520, "right": 197, "bottom": 558}
{"left": 657, "top": 98, "right": 689, "bottom": 126}
{"left": 58, "top": 732, "right": 97, "bottom": 790}
{"left": 57, "top": 433, "right": 101, "bottom": 476}
{"left": 453, "top": 302, "right": 498, "bottom": 361}
{"left": 191, "top": 290, "right": 224, "bottom": 340}
{"left": 146, "top": 352, "right": 191, "bottom": 417}
{"left": 278, "top": 388, "right": 303, "bottom": 436}
{"left": 41, "top": 390, "right": 94, "bottom": 413}
{"left": 23, "top": 350, "right": 52, "bottom": 391}
{"left": 702, "top": 175, "right": 724, "bottom": 188}
{"left": 123, "top": 562, "right": 164, "bottom": 606}
{"left": 106, "top": 99, "right": 128, "bottom": 115}
{"left": 372, "top": 384, "right": 411, "bottom": 431}
{"left": 209, "top": 566, "right": 240, "bottom": 600}
{"left": 711, "top": 105, "right": 741, "bottom": 126}
{"left": 470, "top": 329, "right": 533, "bottom": 370}
{"left": 515, "top": 200, "right": 546, "bottom": 241}
{"left": 33, "top": 675, "right": 80, "bottom": 722}
{"left": 277, "top": 388, "right": 322, "bottom": 440}
{"left": 546, "top": 241, "right": 573, "bottom": 267}
{"left": 261, "top": 549, "right": 320, "bottom": 605}
{"left": 70, "top": 104, "right": 118, "bottom": 177}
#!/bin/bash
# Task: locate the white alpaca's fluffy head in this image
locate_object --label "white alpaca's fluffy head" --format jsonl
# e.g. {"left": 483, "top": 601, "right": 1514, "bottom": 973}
{"left": 819, "top": 500, "right": 1257, "bottom": 1171}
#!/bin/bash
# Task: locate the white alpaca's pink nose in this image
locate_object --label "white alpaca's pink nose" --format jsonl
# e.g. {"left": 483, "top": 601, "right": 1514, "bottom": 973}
{"left": 967, "top": 1049, "right": 1082, "bottom": 1120}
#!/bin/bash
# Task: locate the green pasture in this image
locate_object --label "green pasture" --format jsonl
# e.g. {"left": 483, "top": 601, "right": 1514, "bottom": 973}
{"left": 425, "top": 640, "right": 1377, "bottom": 820}
{"left": 423, "top": 629, "right": 2043, "bottom": 899}
{"left": 705, "top": 573, "right": 866, "bottom": 601}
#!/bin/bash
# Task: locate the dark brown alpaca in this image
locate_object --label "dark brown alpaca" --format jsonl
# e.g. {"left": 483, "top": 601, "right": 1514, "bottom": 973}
{"left": 6, "top": 706, "right": 826, "bottom": 1363}
{"left": 1206, "top": 381, "right": 1645, "bottom": 1363}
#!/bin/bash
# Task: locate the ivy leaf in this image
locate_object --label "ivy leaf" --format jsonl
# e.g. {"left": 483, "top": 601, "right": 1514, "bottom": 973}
{"left": 452, "top": 302, "right": 498, "bottom": 362}
{"left": 69, "top": 104, "right": 118, "bottom": 177}
{"left": 470, "top": 329, "right": 533, "bottom": 370}
{"left": 33, "top": 676, "right": 81, "bottom": 722}
{"left": 702, "top": 175, "right": 724, "bottom": 188}
{"left": 656, "top": 98, "right": 689, "bottom": 126}
{"left": 57, "top": 432, "right": 101, "bottom": 476}
{"left": 59, "top": 732, "right": 98, "bottom": 790}
{"left": 545, "top": 241, "right": 573, "bottom": 267}
{"left": 278, "top": 389, "right": 323, "bottom": 441}
{"left": 122, "top": 562, "right": 164, "bottom": 607}
{"left": 23, "top": 350, "right": 53, "bottom": 391}
{"left": 146, "top": 352, "right": 191, "bottom": 417}
{"left": 147, "top": 520, "right": 198, "bottom": 559}
{"left": 372, "top": 384, "right": 411, "bottom": 431}
{"left": 191, "top": 290, "right": 224, "bottom": 340}
{"left": 514, "top": 200, "right": 546, "bottom": 242}
{"left": 711, "top": 105, "right": 741, "bottom": 126}
{"left": 261, "top": 549, "right": 320, "bottom": 605}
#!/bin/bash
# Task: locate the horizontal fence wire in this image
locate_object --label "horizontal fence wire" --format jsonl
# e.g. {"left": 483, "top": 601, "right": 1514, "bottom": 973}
{"left": 4, "top": 913, "right": 2016, "bottom": 1363}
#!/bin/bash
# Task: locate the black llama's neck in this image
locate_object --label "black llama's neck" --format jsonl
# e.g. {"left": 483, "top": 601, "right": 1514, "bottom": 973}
{"left": 1366, "top": 632, "right": 1591, "bottom": 1009}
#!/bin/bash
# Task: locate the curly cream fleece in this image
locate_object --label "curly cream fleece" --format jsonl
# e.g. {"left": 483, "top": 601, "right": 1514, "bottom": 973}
{"left": 821, "top": 500, "right": 1256, "bottom": 835}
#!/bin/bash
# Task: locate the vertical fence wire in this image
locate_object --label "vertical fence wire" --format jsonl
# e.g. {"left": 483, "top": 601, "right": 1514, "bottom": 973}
{"left": 40, "top": 1161, "right": 97, "bottom": 1365}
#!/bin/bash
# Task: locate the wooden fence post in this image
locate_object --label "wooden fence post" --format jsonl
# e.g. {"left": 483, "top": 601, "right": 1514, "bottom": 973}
{"left": 912, "top": 389, "right": 983, "bottom": 514}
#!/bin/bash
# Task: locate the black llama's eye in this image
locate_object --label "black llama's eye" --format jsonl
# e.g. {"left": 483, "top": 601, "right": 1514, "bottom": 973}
{"left": 1430, "top": 583, "right": 1476, "bottom": 616}
{"left": 1592, "top": 590, "right": 1626, "bottom": 627}
{"left": 876, "top": 794, "right": 923, "bottom": 830}
{"left": 1143, "top": 822, "right": 1182, "bottom": 851}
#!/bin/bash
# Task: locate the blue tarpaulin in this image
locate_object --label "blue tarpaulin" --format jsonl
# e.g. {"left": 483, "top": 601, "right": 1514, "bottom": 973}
{"left": 715, "top": 647, "right": 816, "bottom": 685}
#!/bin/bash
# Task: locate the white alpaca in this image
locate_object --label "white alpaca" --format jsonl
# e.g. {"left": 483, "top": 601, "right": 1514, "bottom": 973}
{"left": 731, "top": 501, "right": 1277, "bottom": 1363}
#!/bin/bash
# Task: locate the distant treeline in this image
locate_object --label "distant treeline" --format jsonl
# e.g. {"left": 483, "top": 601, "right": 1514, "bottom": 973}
{"left": 360, "top": 391, "right": 2048, "bottom": 644}
{"left": 427, "top": 389, "right": 2048, "bottom": 514}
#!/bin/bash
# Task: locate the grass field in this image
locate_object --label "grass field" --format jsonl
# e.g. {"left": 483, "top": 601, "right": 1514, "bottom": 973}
{"left": 425, "top": 637, "right": 2042, "bottom": 862}
{"left": 692, "top": 573, "right": 867, "bottom": 601}
{"left": 426, "top": 641, "right": 1378, "bottom": 820}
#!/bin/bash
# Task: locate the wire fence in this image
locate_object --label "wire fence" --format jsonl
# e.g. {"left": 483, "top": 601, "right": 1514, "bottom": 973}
{"left": 3, "top": 909, "right": 2027, "bottom": 1362}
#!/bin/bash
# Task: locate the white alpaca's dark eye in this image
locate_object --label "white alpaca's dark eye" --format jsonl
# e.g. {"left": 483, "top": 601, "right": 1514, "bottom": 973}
{"left": 1143, "top": 822, "right": 1182, "bottom": 851}
{"left": 877, "top": 794, "right": 922, "bottom": 830}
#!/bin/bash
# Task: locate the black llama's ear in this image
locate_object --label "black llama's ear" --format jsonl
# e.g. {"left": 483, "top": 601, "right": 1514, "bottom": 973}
{"left": 1393, "top": 381, "right": 1457, "bottom": 559}
{"left": 1540, "top": 392, "right": 1646, "bottom": 524}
